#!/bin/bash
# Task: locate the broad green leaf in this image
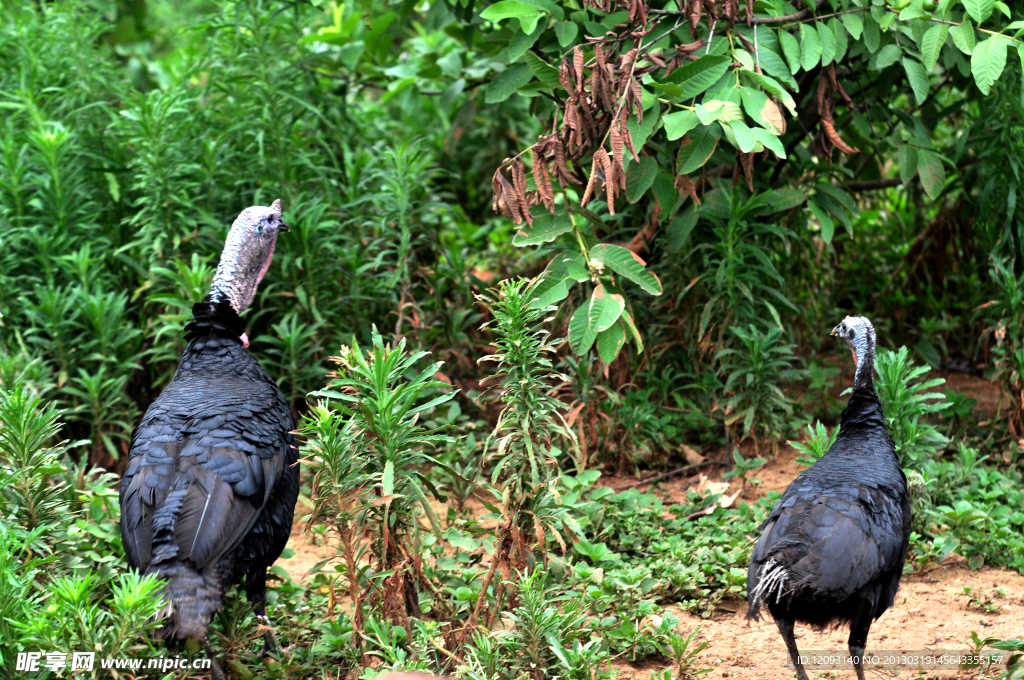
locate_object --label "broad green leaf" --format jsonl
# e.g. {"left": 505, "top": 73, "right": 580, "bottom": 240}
{"left": 808, "top": 200, "right": 835, "bottom": 244}
{"left": 779, "top": 30, "right": 801, "bottom": 74}
{"left": 589, "top": 244, "right": 663, "bottom": 295}
{"left": 831, "top": 18, "right": 849, "bottom": 63}
{"left": 761, "top": 188, "right": 804, "bottom": 213}
{"left": 751, "top": 127, "right": 786, "bottom": 157}
{"left": 554, "top": 19, "right": 578, "bottom": 46}
{"left": 741, "top": 71, "right": 797, "bottom": 113}
{"left": 626, "top": 103, "right": 661, "bottom": 150}
{"left": 971, "top": 36, "right": 1007, "bottom": 94}
{"left": 962, "top": 0, "right": 994, "bottom": 24}
{"left": 815, "top": 183, "right": 857, "bottom": 215}
{"left": 676, "top": 123, "right": 721, "bottom": 174}
{"left": 625, "top": 156, "right": 658, "bottom": 203}
{"left": 755, "top": 47, "right": 799, "bottom": 90}
{"left": 899, "top": 144, "right": 918, "bottom": 184}
{"left": 699, "top": 100, "right": 742, "bottom": 123}
{"left": 870, "top": 44, "right": 902, "bottom": 70}
{"left": 596, "top": 321, "right": 627, "bottom": 363}
{"left": 994, "top": 0, "right": 1011, "bottom": 18}
{"left": 512, "top": 211, "right": 574, "bottom": 246}
{"left": 740, "top": 87, "right": 784, "bottom": 134}
{"left": 515, "top": 0, "right": 563, "bottom": 19}
{"left": 480, "top": 0, "right": 539, "bottom": 22}
{"left": 818, "top": 21, "right": 836, "bottom": 65}
{"left": 530, "top": 252, "right": 587, "bottom": 307}
{"left": 863, "top": 15, "right": 880, "bottom": 53}
{"left": 568, "top": 304, "right": 596, "bottom": 354}
{"left": 800, "top": 23, "right": 822, "bottom": 71}
{"left": 951, "top": 19, "right": 975, "bottom": 55}
{"left": 902, "top": 58, "right": 929, "bottom": 106}
{"left": 524, "top": 52, "right": 560, "bottom": 89}
{"left": 666, "top": 207, "right": 698, "bottom": 251}
{"left": 485, "top": 64, "right": 533, "bottom": 103}
{"left": 588, "top": 285, "right": 625, "bottom": 333}
{"left": 652, "top": 171, "right": 677, "bottom": 215}
{"left": 620, "top": 309, "right": 644, "bottom": 352}
{"left": 841, "top": 12, "right": 864, "bottom": 40}
{"left": 917, "top": 149, "right": 946, "bottom": 199}
{"left": 663, "top": 110, "right": 701, "bottom": 140}
{"left": 508, "top": 23, "right": 544, "bottom": 62}
{"left": 662, "top": 55, "right": 731, "bottom": 100}
{"left": 921, "top": 24, "right": 949, "bottom": 71}
{"left": 725, "top": 120, "right": 758, "bottom": 153}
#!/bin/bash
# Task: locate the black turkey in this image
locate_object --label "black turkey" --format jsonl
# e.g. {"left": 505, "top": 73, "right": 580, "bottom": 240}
{"left": 120, "top": 200, "right": 299, "bottom": 676}
{"left": 746, "top": 316, "right": 911, "bottom": 680}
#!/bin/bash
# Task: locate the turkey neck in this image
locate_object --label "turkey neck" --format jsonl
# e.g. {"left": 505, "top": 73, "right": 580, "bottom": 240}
{"left": 183, "top": 298, "right": 246, "bottom": 347}
{"left": 852, "top": 331, "right": 876, "bottom": 392}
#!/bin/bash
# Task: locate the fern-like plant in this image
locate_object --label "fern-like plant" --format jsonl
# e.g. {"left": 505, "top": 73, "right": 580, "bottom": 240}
{"left": 874, "top": 346, "right": 949, "bottom": 468}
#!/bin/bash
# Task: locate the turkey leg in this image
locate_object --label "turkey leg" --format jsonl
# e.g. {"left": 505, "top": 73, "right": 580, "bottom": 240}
{"left": 202, "top": 637, "right": 226, "bottom": 680}
{"left": 775, "top": 617, "right": 809, "bottom": 680}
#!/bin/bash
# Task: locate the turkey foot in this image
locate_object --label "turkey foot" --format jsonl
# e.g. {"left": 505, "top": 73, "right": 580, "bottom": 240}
{"left": 202, "top": 637, "right": 226, "bottom": 680}
{"left": 255, "top": 602, "right": 281, "bottom": 660}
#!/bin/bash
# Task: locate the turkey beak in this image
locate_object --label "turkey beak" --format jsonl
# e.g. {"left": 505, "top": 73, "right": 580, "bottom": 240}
{"left": 278, "top": 221, "right": 290, "bottom": 233}
{"left": 830, "top": 326, "right": 839, "bottom": 336}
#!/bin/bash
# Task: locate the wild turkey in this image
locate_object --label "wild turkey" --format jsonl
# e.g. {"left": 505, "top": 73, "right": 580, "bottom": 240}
{"left": 120, "top": 200, "right": 299, "bottom": 677}
{"left": 746, "top": 316, "right": 911, "bottom": 680}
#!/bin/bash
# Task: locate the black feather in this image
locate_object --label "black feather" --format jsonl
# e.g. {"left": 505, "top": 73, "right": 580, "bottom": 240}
{"left": 120, "top": 298, "right": 299, "bottom": 641}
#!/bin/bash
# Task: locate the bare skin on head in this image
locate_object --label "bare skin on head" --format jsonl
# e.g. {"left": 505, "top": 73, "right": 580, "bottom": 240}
{"left": 209, "top": 199, "right": 289, "bottom": 346}
{"left": 831, "top": 315, "right": 876, "bottom": 390}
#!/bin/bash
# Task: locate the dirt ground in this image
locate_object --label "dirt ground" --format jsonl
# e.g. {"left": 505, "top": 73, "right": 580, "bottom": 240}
{"left": 279, "top": 370, "right": 1024, "bottom": 679}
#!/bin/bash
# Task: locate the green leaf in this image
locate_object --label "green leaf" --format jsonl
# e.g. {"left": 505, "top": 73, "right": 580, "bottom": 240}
{"left": 971, "top": 36, "right": 1007, "bottom": 94}
{"left": 808, "top": 200, "right": 835, "bottom": 243}
{"left": 663, "top": 110, "right": 701, "bottom": 140}
{"left": 596, "top": 321, "right": 627, "bottom": 363}
{"left": 620, "top": 309, "right": 644, "bottom": 352}
{"left": 751, "top": 127, "right": 786, "bottom": 157}
{"left": 512, "top": 211, "right": 574, "bottom": 245}
{"left": 652, "top": 171, "right": 678, "bottom": 215}
{"left": 524, "top": 52, "right": 560, "bottom": 89}
{"left": 480, "top": 0, "right": 540, "bottom": 22}
{"left": 917, "top": 149, "right": 946, "bottom": 199}
{"left": 485, "top": 64, "right": 533, "bottom": 103}
{"left": 817, "top": 22, "right": 836, "bottom": 65}
{"left": 508, "top": 23, "right": 544, "bottom": 62}
{"left": 898, "top": 144, "right": 919, "bottom": 184}
{"left": 754, "top": 47, "right": 800, "bottom": 91}
{"left": 779, "top": 30, "right": 801, "bottom": 74}
{"left": 951, "top": 19, "right": 975, "bottom": 55}
{"left": 588, "top": 284, "right": 626, "bottom": 333}
{"left": 625, "top": 156, "right": 658, "bottom": 203}
{"left": 740, "top": 87, "right": 784, "bottom": 134}
{"left": 902, "top": 58, "right": 929, "bottom": 106}
{"left": 531, "top": 252, "right": 587, "bottom": 307}
{"left": 831, "top": 18, "right": 849, "bottom": 63}
{"left": 555, "top": 20, "right": 578, "bottom": 47}
{"left": 725, "top": 120, "right": 758, "bottom": 153}
{"left": 863, "top": 15, "right": 880, "bottom": 53}
{"left": 962, "top": 0, "right": 994, "bottom": 24}
{"left": 761, "top": 189, "right": 805, "bottom": 213}
{"left": 920, "top": 24, "right": 949, "bottom": 71}
{"left": 800, "top": 23, "right": 822, "bottom": 71}
{"left": 589, "top": 244, "right": 663, "bottom": 295}
{"left": 870, "top": 44, "right": 902, "bottom": 70}
{"left": 662, "top": 55, "right": 731, "bottom": 99}
{"left": 568, "top": 303, "right": 597, "bottom": 355}
{"left": 741, "top": 71, "right": 797, "bottom": 113}
{"left": 676, "top": 123, "right": 721, "bottom": 174}
{"left": 841, "top": 12, "right": 864, "bottom": 40}
{"left": 666, "top": 207, "right": 698, "bottom": 251}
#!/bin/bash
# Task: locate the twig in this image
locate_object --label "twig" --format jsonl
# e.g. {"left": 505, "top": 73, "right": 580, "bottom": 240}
{"left": 614, "top": 460, "right": 725, "bottom": 490}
